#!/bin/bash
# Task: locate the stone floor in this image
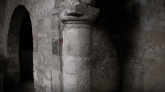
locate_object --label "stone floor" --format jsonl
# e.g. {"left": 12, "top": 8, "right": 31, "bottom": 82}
{"left": 1, "top": 80, "right": 35, "bottom": 92}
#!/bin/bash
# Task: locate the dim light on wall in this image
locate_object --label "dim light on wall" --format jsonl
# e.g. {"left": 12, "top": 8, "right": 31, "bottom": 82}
{"left": 0, "top": 44, "right": 3, "bottom": 48}
{"left": 0, "top": 72, "right": 4, "bottom": 92}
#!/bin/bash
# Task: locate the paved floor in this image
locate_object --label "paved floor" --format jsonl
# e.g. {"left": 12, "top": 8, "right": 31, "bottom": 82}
{"left": 8, "top": 81, "right": 35, "bottom": 92}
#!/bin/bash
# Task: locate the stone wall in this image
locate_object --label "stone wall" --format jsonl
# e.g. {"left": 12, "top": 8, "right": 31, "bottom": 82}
{"left": 0, "top": 0, "right": 165, "bottom": 92}
{"left": 138, "top": 0, "right": 165, "bottom": 92}
{"left": 92, "top": 0, "right": 126, "bottom": 92}
{"left": 93, "top": 0, "right": 165, "bottom": 92}
{"left": 0, "top": 0, "right": 61, "bottom": 92}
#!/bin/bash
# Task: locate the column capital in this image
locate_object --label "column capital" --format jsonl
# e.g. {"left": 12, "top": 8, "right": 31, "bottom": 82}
{"left": 59, "top": 1, "right": 99, "bottom": 25}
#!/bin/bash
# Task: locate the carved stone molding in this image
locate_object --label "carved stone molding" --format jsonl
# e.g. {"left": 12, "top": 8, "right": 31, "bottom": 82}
{"left": 59, "top": 0, "right": 99, "bottom": 25}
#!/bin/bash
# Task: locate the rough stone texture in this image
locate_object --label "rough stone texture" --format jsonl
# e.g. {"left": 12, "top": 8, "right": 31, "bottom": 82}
{"left": 92, "top": 27, "right": 120, "bottom": 92}
{"left": 62, "top": 25, "right": 92, "bottom": 92}
{"left": 0, "top": 0, "right": 165, "bottom": 92}
{"left": 93, "top": 0, "right": 165, "bottom": 92}
{"left": 0, "top": 0, "right": 61, "bottom": 91}
{"left": 139, "top": 0, "right": 165, "bottom": 92}
{"left": 92, "top": 1, "right": 126, "bottom": 92}
{"left": 59, "top": 0, "right": 99, "bottom": 92}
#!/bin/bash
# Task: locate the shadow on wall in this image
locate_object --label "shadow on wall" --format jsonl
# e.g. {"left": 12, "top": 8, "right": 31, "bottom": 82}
{"left": 0, "top": 0, "right": 8, "bottom": 88}
{"left": 92, "top": 0, "right": 142, "bottom": 92}
{"left": 0, "top": 57, "right": 8, "bottom": 88}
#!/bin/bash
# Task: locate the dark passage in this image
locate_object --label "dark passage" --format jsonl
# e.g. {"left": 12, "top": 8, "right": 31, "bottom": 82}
{"left": 19, "top": 11, "right": 33, "bottom": 83}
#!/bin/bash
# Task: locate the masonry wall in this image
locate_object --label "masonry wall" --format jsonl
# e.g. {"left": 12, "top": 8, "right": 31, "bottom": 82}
{"left": 137, "top": 0, "right": 165, "bottom": 92}
{"left": 0, "top": 0, "right": 61, "bottom": 92}
{"left": 92, "top": 1, "right": 126, "bottom": 92}
{"left": 0, "top": 0, "right": 165, "bottom": 92}
{"left": 93, "top": 0, "right": 165, "bottom": 92}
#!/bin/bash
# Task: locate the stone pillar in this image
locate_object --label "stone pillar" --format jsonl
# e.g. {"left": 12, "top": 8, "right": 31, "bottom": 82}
{"left": 59, "top": 0, "right": 99, "bottom": 92}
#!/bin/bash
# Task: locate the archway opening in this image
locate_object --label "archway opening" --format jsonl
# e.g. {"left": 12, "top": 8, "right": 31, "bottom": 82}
{"left": 19, "top": 11, "right": 33, "bottom": 83}
{"left": 7, "top": 5, "right": 34, "bottom": 89}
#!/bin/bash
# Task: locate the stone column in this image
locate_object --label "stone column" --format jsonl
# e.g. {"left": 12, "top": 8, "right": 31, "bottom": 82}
{"left": 59, "top": 0, "right": 99, "bottom": 92}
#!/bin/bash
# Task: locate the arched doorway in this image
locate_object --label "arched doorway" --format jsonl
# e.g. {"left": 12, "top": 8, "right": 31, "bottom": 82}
{"left": 19, "top": 10, "right": 33, "bottom": 83}
{"left": 7, "top": 5, "right": 34, "bottom": 87}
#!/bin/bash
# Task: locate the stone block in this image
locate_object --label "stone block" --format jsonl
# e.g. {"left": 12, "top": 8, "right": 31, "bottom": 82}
{"left": 45, "top": 68, "right": 52, "bottom": 80}
{"left": 34, "top": 65, "right": 43, "bottom": 84}
{"left": 33, "top": 65, "right": 39, "bottom": 73}
{"left": 33, "top": 52, "right": 39, "bottom": 66}
{"left": 37, "top": 19, "right": 44, "bottom": 31}
{"left": 48, "top": 55, "right": 60, "bottom": 70}
{"left": 42, "top": 0, "right": 55, "bottom": 13}
{"left": 51, "top": 15, "right": 59, "bottom": 31}
{"left": 43, "top": 18, "right": 51, "bottom": 33}
{"left": 34, "top": 71, "right": 38, "bottom": 81}
{"left": 34, "top": 80, "right": 45, "bottom": 92}
{"left": 55, "top": 0, "right": 61, "bottom": 8}
{"left": 38, "top": 33, "right": 48, "bottom": 38}
{"left": 43, "top": 38, "right": 52, "bottom": 56}
{"left": 43, "top": 77, "right": 52, "bottom": 89}
{"left": 46, "top": 87, "right": 52, "bottom": 92}
{"left": 13, "top": 58, "right": 19, "bottom": 67}
{"left": 38, "top": 73, "right": 44, "bottom": 84}
{"left": 38, "top": 38, "right": 52, "bottom": 56}
{"left": 52, "top": 70, "right": 60, "bottom": 92}
{"left": 33, "top": 38, "right": 39, "bottom": 52}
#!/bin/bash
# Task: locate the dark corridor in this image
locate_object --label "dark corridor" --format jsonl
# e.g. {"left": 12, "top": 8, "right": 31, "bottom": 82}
{"left": 19, "top": 11, "right": 33, "bottom": 83}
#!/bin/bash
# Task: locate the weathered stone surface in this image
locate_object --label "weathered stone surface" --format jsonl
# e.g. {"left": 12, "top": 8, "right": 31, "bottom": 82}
{"left": 62, "top": 24, "right": 93, "bottom": 92}
{"left": 92, "top": 27, "right": 120, "bottom": 92}
{"left": 63, "top": 25, "right": 92, "bottom": 58}
{"left": 33, "top": 52, "right": 39, "bottom": 66}
{"left": 2, "top": 0, "right": 165, "bottom": 92}
{"left": 34, "top": 80, "right": 45, "bottom": 92}
{"left": 52, "top": 70, "right": 60, "bottom": 92}
{"left": 52, "top": 38, "right": 59, "bottom": 55}
{"left": 48, "top": 55, "right": 60, "bottom": 70}
{"left": 45, "top": 87, "right": 52, "bottom": 92}
{"left": 43, "top": 77, "right": 52, "bottom": 89}
{"left": 45, "top": 68, "right": 52, "bottom": 80}
{"left": 92, "top": 0, "right": 165, "bottom": 92}
{"left": 80, "top": 0, "right": 95, "bottom": 5}
{"left": 51, "top": 15, "right": 59, "bottom": 34}
{"left": 7, "top": 68, "right": 20, "bottom": 85}
{"left": 59, "top": 4, "right": 99, "bottom": 25}
{"left": 0, "top": 1, "right": 60, "bottom": 90}
{"left": 63, "top": 70, "right": 91, "bottom": 92}
{"left": 33, "top": 71, "right": 38, "bottom": 81}
{"left": 60, "top": 0, "right": 99, "bottom": 91}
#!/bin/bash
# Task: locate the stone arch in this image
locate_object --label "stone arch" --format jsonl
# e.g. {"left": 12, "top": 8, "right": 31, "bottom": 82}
{"left": 3, "top": 0, "right": 61, "bottom": 91}
{"left": 7, "top": 5, "right": 33, "bottom": 86}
